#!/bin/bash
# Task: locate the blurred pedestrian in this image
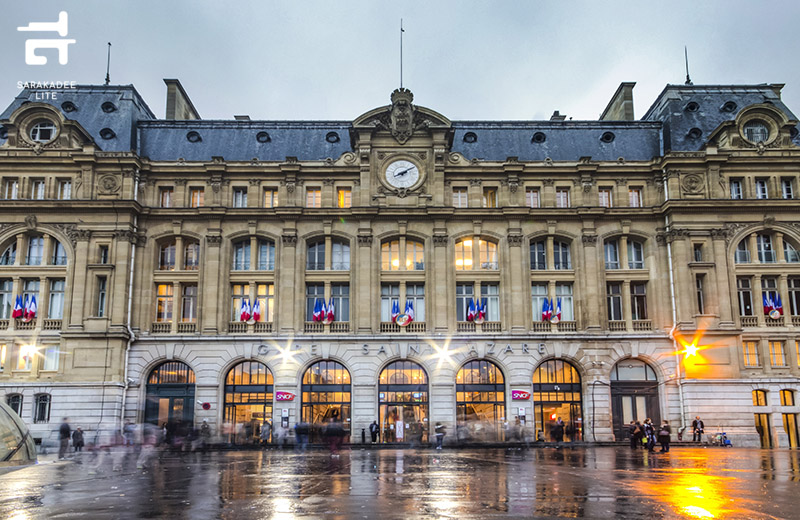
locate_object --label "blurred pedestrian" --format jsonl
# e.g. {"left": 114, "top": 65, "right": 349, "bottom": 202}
{"left": 123, "top": 420, "right": 135, "bottom": 446}
{"left": 551, "top": 417, "right": 565, "bottom": 447}
{"left": 260, "top": 419, "right": 271, "bottom": 446}
{"left": 369, "top": 420, "right": 379, "bottom": 443}
{"left": 658, "top": 420, "right": 671, "bottom": 453}
{"left": 692, "top": 416, "right": 704, "bottom": 442}
{"left": 58, "top": 417, "right": 71, "bottom": 459}
{"left": 644, "top": 418, "right": 656, "bottom": 452}
{"left": 628, "top": 421, "right": 638, "bottom": 449}
{"left": 294, "top": 421, "right": 309, "bottom": 452}
{"left": 199, "top": 419, "right": 211, "bottom": 451}
{"left": 633, "top": 420, "right": 644, "bottom": 448}
{"left": 434, "top": 422, "right": 446, "bottom": 449}
{"left": 72, "top": 427, "right": 84, "bottom": 452}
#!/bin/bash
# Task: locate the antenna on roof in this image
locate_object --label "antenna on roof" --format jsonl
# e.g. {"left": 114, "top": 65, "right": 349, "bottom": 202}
{"left": 104, "top": 42, "right": 112, "bottom": 86}
{"left": 684, "top": 46, "right": 693, "bottom": 86}
{"left": 400, "top": 19, "right": 405, "bottom": 88}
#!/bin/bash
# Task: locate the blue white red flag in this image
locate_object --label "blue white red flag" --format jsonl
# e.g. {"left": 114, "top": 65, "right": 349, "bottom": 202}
{"left": 312, "top": 298, "right": 323, "bottom": 322}
{"left": 252, "top": 299, "right": 261, "bottom": 322}
{"left": 763, "top": 292, "right": 773, "bottom": 315}
{"left": 327, "top": 297, "right": 335, "bottom": 322}
{"left": 542, "top": 298, "right": 551, "bottom": 321}
{"left": 477, "top": 298, "right": 486, "bottom": 321}
{"left": 405, "top": 300, "right": 415, "bottom": 322}
{"left": 554, "top": 298, "right": 562, "bottom": 321}
{"left": 774, "top": 294, "right": 784, "bottom": 315}
{"left": 391, "top": 300, "right": 400, "bottom": 322}
{"left": 24, "top": 295, "right": 37, "bottom": 322}
{"left": 239, "top": 298, "right": 251, "bottom": 321}
{"left": 12, "top": 295, "right": 23, "bottom": 319}
{"left": 466, "top": 298, "right": 476, "bottom": 322}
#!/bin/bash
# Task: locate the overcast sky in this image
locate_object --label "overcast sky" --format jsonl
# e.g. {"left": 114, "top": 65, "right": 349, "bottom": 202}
{"left": 2, "top": 1, "right": 799, "bottom": 121}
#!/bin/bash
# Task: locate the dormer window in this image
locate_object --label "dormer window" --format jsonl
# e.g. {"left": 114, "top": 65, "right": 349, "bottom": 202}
{"left": 743, "top": 120, "right": 769, "bottom": 143}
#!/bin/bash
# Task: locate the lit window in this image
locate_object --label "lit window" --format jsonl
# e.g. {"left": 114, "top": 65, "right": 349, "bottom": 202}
{"left": 255, "top": 283, "right": 274, "bottom": 322}
{"left": 406, "top": 240, "right": 424, "bottom": 270}
{"left": 598, "top": 187, "right": 612, "bottom": 208}
{"left": 155, "top": 284, "right": 174, "bottom": 322}
{"left": 306, "top": 188, "right": 321, "bottom": 208}
{"left": 453, "top": 187, "right": 468, "bottom": 208}
{"left": 556, "top": 188, "right": 570, "bottom": 208}
{"left": 58, "top": 180, "right": 71, "bottom": 200}
{"left": 231, "top": 284, "right": 249, "bottom": 322}
{"left": 526, "top": 188, "right": 540, "bottom": 208}
{"left": 454, "top": 238, "right": 473, "bottom": 270}
{"left": 479, "top": 240, "right": 498, "bottom": 270}
{"left": 742, "top": 341, "right": 759, "bottom": 367}
{"left": 752, "top": 389, "right": 768, "bottom": 407}
{"left": 0, "top": 344, "right": 5, "bottom": 372}
{"left": 159, "top": 187, "right": 173, "bottom": 208}
{"left": 629, "top": 188, "right": 642, "bottom": 208}
{"left": 17, "top": 345, "right": 35, "bottom": 371}
{"left": 232, "top": 188, "right": 248, "bottom": 208}
{"left": 780, "top": 389, "right": 795, "bottom": 407}
{"left": 382, "top": 240, "right": 400, "bottom": 270}
{"left": 189, "top": 188, "right": 204, "bottom": 208}
{"left": 482, "top": 188, "right": 497, "bottom": 208}
{"left": 337, "top": 188, "right": 352, "bottom": 208}
{"left": 770, "top": 341, "right": 787, "bottom": 367}
{"left": 263, "top": 188, "right": 278, "bottom": 208}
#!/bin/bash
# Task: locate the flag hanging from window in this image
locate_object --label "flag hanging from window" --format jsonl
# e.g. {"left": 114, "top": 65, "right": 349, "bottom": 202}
{"left": 541, "top": 297, "right": 551, "bottom": 321}
{"left": 391, "top": 300, "right": 400, "bottom": 323}
{"left": 554, "top": 297, "right": 562, "bottom": 322}
{"left": 476, "top": 298, "right": 486, "bottom": 321}
{"left": 327, "top": 297, "right": 335, "bottom": 322}
{"left": 252, "top": 299, "right": 261, "bottom": 322}
{"left": 23, "top": 295, "right": 37, "bottom": 323}
{"left": 12, "top": 295, "right": 23, "bottom": 319}
{"left": 239, "top": 298, "right": 251, "bottom": 322}
{"left": 774, "top": 294, "right": 783, "bottom": 315}
{"left": 312, "top": 298, "right": 323, "bottom": 322}
{"left": 466, "top": 298, "right": 476, "bottom": 322}
{"left": 405, "top": 300, "right": 415, "bottom": 323}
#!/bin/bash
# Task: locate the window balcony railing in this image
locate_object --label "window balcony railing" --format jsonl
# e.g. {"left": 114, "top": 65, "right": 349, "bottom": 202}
{"left": 306, "top": 262, "right": 325, "bottom": 271}
{"left": 42, "top": 319, "right": 62, "bottom": 331}
{"left": 254, "top": 321, "right": 273, "bottom": 333}
{"left": 740, "top": 316, "right": 758, "bottom": 327}
{"left": 380, "top": 322, "right": 401, "bottom": 333}
{"left": 758, "top": 251, "right": 777, "bottom": 263}
{"left": 479, "top": 262, "right": 499, "bottom": 270}
{"left": 531, "top": 321, "right": 551, "bottom": 332}
{"left": 734, "top": 251, "right": 750, "bottom": 264}
{"left": 331, "top": 262, "right": 351, "bottom": 271}
{"left": 151, "top": 322, "right": 171, "bottom": 334}
{"left": 481, "top": 321, "right": 502, "bottom": 332}
{"left": 765, "top": 317, "right": 784, "bottom": 328}
{"left": 305, "top": 321, "right": 324, "bottom": 333}
{"left": 16, "top": 319, "right": 36, "bottom": 330}
{"left": 607, "top": 320, "right": 626, "bottom": 331}
{"left": 792, "top": 316, "right": 800, "bottom": 327}
{"left": 632, "top": 319, "right": 652, "bottom": 331}
{"left": 0, "top": 319, "right": 7, "bottom": 330}
{"left": 177, "top": 322, "right": 196, "bottom": 334}
{"left": 557, "top": 321, "right": 577, "bottom": 332}
{"left": 229, "top": 321, "right": 247, "bottom": 333}
{"left": 52, "top": 256, "right": 68, "bottom": 265}
{"left": 457, "top": 322, "right": 476, "bottom": 332}
{"left": 257, "top": 262, "right": 275, "bottom": 271}
{"left": 407, "top": 321, "right": 426, "bottom": 333}
{"left": 330, "top": 322, "right": 350, "bottom": 333}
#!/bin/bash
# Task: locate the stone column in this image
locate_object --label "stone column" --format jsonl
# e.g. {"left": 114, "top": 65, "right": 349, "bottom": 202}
{"left": 175, "top": 236, "right": 184, "bottom": 272}
{"left": 202, "top": 236, "right": 222, "bottom": 333}
{"left": 507, "top": 233, "right": 526, "bottom": 332}
{"left": 670, "top": 232, "right": 693, "bottom": 325}
{"left": 68, "top": 233, "right": 91, "bottom": 329}
{"left": 546, "top": 235, "right": 555, "bottom": 270}
{"left": 581, "top": 234, "right": 601, "bottom": 330}
{"left": 468, "top": 180, "right": 482, "bottom": 208}
{"left": 779, "top": 274, "right": 791, "bottom": 326}
{"left": 754, "top": 274, "right": 765, "bottom": 327}
{"left": 711, "top": 230, "right": 735, "bottom": 327}
{"left": 775, "top": 233, "right": 786, "bottom": 263}
{"left": 432, "top": 234, "right": 449, "bottom": 333}
{"left": 277, "top": 234, "right": 297, "bottom": 333}
{"left": 356, "top": 234, "right": 373, "bottom": 333}
{"left": 620, "top": 236, "right": 629, "bottom": 270}
{"left": 171, "top": 281, "right": 180, "bottom": 334}
{"left": 249, "top": 236, "right": 258, "bottom": 271}
{"left": 749, "top": 233, "right": 759, "bottom": 264}
{"left": 14, "top": 234, "right": 24, "bottom": 266}
{"left": 622, "top": 281, "right": 632, "bottom": 331}
{"left": 38, "top": 275, "right": 48, "bottom": 327}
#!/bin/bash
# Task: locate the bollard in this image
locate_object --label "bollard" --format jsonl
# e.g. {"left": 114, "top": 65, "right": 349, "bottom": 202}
{"left": 361, "top": 428, "right": 366, "bottom": 444}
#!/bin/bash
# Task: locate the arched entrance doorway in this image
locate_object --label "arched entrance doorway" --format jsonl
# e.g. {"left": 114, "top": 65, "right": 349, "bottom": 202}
{"left": 144, "top": 361, "right": 196, "bottom": 427}
{"left": 223, "top": 361, "right": 273, "bottom": 445}
{"left": 456, "top": 359, "right": 506, "bottom": 441}
{"left": 610, "top": 359, "right": 660, "bottom": 440}
{"left": 379, "top": 360, "right": 429, "bottom": 443}
{"left": 301, "top": 360, "right": 351, "bottom": 442}
{"left": 533, "top": 359, "right": 583, "bottom": 442}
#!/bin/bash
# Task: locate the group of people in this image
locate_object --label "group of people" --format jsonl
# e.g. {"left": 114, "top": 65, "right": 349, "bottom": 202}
{"left": 58, "top": 417, "right": 84, "bottom": 459}
{"left": 628, "top": 418, "right": 672, "bottom": 452}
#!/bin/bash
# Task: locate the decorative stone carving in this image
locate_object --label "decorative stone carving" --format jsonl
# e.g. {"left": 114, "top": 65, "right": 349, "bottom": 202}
{"left": 508, "top": 181, "right": 519, "bottom": 193}
{"left": 416, "top": 151, "right": 427, "bottom": 160}
{"left": 469, "top": 179, "right": 482, "bottom": 187}
{"left": 281, "top": 234, "right": 298, "bottom": 246}
{"left": 395, "top": 188, "right": 409, "bottom": 198}
{"left": 113, "top": 230, "right": 138, "bottom": 243}
{"left": 763, "top": 215, "right": 776, "bottom": 228}
{"left": 250, "top": 158, "right": 261, "bottom": 166}
{"left": 542, "top": 179, "right": 555, "bottom": 186}
{"left": 208, "top": 180, "right": 222, "bottom": 193}
{"left": 390, "top": 88, "right": 415, "bottom": 144}
{"left": 710, "top": 228, "right": 728, "bottom": 240}
{"left": 211, "top": 156, "right": 225, "bottom": 164}
{"left": 615, "top": 178, "right": 627, "bottom": 186}
{"left": 581, "top": 234, "right": 597, "bottom": 245}
{"left": 357, "top": 235, "right": 373, "bottom": 246}
{"left": 507, "top": 234, "right": 523, "bottom": 246}
{"left": 342, "top": 152, "right": 357, "bottom": 164}
{"left": 353, "top": 179, "right": 360, "bottom": 186}
{"left": 52, "top": 224, "right": 77, "bottom": 247}
{"left": 24, "top": 215, "right": 37, "bottom": 230}
{"left": 285, "top": 181, "right": 295, "bottom": 194}
{"left": 206, "top": 235, "right": 222, "bottom": 247}
{"left": 666, "top": 228, "right": 690, "bottom": 243}
{"left": 655, "top": 233, "right": 667, "bottom": 246}
{"left": 135, "top": 233, "right": 147, "bottom": 247}
{"left": 248, "top": 178, "right": 261, "bottom": 186}
{"left": 544, "top": 157, "right": 553, "bottom": 166}
{"left": 98, "top": 174, "right": 121, "bottom": 194}
{"left": 432, "top": 235, "right": 449, "bottom": 247}
{"left": 681, "top": 173, "right": 704, "bottom": 195}
{"left": 323, "top": 179, "right": 335, "bottom": 186}
{"left": 174, "top": 178, "right": 188, "bottom": 186}
{"left": 325, "top": 158, "right": 334, "bottom": 166}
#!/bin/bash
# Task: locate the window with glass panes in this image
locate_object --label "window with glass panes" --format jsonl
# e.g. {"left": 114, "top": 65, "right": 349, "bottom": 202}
{"left": 455, "top": 239, "right": 473, "bottom": 270}
{"left": 604, "top": 240, "right": 620, "bottom": 269}
{"left": 797, "top": 340, "right": 800, "bottom": 367}
{"left": 232, "top": 187, "right": 247, "bottom": 208}
{"left": 255, "top": 284, "right": 274, "bottom": 322}
{"left": 258, "top": 240, "right": 275, "bottom": 270}
{"left": 0, "top": 279, "right": 12, "bottom": 319}
{"left": 42, "top": 346, "right": 58, "bottom": 371}
{"left": 307, "top": 241, "right": 325, "bottom": 270}
{"left": 456, "top": 283, "right": 474, "bottom": 322}
{"left": 382, "top": 240, "right": 400, "bottom": 270}
{"left": 1, "top": 243, "right": 16, "bottom": 265}
{"left": 786, "top": 243, "right": 800, "bottom": 263}
{"left": 181, "top": 285, "right": 197, "bottom": 323}
{"left": 628, "top": 241, "right": 644, "bottom": 269}
{"left": 629, "top": 188, "right": 642, "bottom": 207}
{"left": 6, "top": 394, "right": 21, "bottom": 414}
{"left": 263, "top": 188, "right": 278, "bottom": 208}
{"left": 406, "top": 284, "right": 425, "bottom": 321}
{"left": 735, "top": 240, "right": 750, "bottom": 263}
{"left": 762, "top": 278, "right": 779, "bottom": 313}
{"left": 380, "top": 284, "right": 399, "bottom": 322}
{"left": 231, "top": 284, "right": 249, "bottom": 321}
{"left": 553, "top": 241, "right": 571, "bottom": 269}
{"left": 790, "top": 278, "right": 800, "bottom": 315}
{"left": 3, "top": 179, "right": 18, "bottom": 199}
{"left": 738, "top": 278, "right": 753, "bottom": 316}
{"left": 305, "top": 284, "right": 324, "bottom": 321}
{"left": 184, "top": 242, "right": 199, "bottom": 270}
{"left": 155, "top": 284, "right": 173, "bottom": 322}
{"left": 530, "top": 241, "right": 546, "bottom": 270}
{"left": 482, "top": 187, "right": 497, "bottom": 208}
{"left": 556, "top": 283, "right": 574, "bottom": 321}
{"left": 58, "top": 180, "right": 71, "bottom": 200}
{"left": 742, "top": 341, "right": 760, "bottom": 367}
{"left": 480, "top": 283, "right": 500, "bottom": 322}
{"left": 752, "top": 389, "right": 768, "bottom": 406}
{"left": 730, "top": 179, "right": 743, "bottom": 199}
{"left": 453, "top": 187, "right": 468, "bottom": 208}
{"left": 306, "top": 188, "right": 321, "bottom": 208}
{"left": 33, "top": 394, "right": 50, "bottom": 423}
{"left": 26, "top": 236, "right": 43, "bottom": 265}
{"left": 22, "top": 280, "right": 39, "bottom": 310}
{"left": 159, "top": 187, "right": 173, "bottom": 208}
{"left": 331, "top": 284, "right": 349, "bottom": 321}
{"left": 598, "top": 187, "right": 612, "bottom": 207}
{"left": 0, "top": 344, "right": 5, "bottom": 372}
{"left": 331, "top": 240, "right": 350, "bottom": 270}
{"left": 31, "top": 180, "right": 45, "bottom": 200}
{"left": 782, "top": 179, "right": 794, "bottom": 199}
{"left": 755, "top": 179, "right": 768, "bottom": 199}
{"left": 48, "top": 279, "right": 64, "bottom": 319}
{"left": 17, "top": 346, "right": 32, "bottom": 370}
{"left": 526, "top": 188, "right": 540, "bottom": 208}
{"left": 631, "top": 282, "right": 647, "bottom": 320}
{"left": 52, "top": 241, "right": 67, "bottom": 265}
{"left": 479, "top": 239, "right": 498, "bottom": 270}
{"left": 189, "top": 188, "right": 204, "bottom": 207}
{"left": 406, "top": 240, "right": 424, "bottom": 270}
{"left": 770, "top": 341, "right": 787, "bottom": 367}
{"left": 159, "top": 241, "right": 175, "bottom": 270}
{"left": 607, "top": 282, "right": 623, "bottom": 321}
{"left": 337, "top": 188, "right": 352, "bottom": 208}
{"left": 780, "top": 389, "right": 795, "bottom": 406}
{"left": 556, "top": 188, "right": 570, "bottom": 208}
{"left": 96, "top": 276, "right": 107, "bottom": 317}
{"left": 757, "top": 234, "right": 776, "bottom": 263}
{"left": 233, "top": 240, "right": 250, "bottom": 270}
{"left": 531, "top": 283, "right": 548, "bottom": 322}
{"left": 99, "top": 245, "right": 109, "bottom": 264}
{"left": 696, "top": 274, "right": 705, "bottom": 314}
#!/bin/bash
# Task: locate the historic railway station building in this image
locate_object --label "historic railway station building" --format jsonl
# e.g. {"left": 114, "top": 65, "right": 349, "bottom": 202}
{"left": 0, "top": 80, "right": 799, "bottom": 447}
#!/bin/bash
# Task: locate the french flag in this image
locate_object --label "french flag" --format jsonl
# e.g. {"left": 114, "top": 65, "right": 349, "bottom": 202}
{"left": 312, "top": 298, "right": 323, "bottom": 322}
{"left": 23, "top": 295, "right": 37, "bottom": 322}
{"left": 774, "top": 294, "right": 784, "bottom": 315}
{"left": 391, "top": 300, "right": 400, "bottom": 323}
{"left": 239, "top": 298, "right": 251, "bottom": 322}
{"left": 252, "top": 299, "right": 261, "bottom": 322}
{"left": 554, "top": 298, "right": 562, "bottom": 321}
{"left": 405, "top": 300, "right": 415, "bottom": 323}
{"left": 763, "top": 293, "right": 773, "bottom": 315}
{"left": 466, "top": 298, "right": 476, "bottom": 322}
{"left": 326, "top": 297, "right": 335, "bottom": 322}
{"left": 542, "top": 298, "right": 551, "bottom": 321}
{"left": 12, "top": 295, "right": 23, "bottom": 319}
{"left": 476, "top": 298, "right": 486, "bottom": 321}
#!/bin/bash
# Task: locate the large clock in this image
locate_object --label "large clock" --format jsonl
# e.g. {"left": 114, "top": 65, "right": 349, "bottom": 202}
{"left": 384, "top": 159, "right": 420, "bottom": 189}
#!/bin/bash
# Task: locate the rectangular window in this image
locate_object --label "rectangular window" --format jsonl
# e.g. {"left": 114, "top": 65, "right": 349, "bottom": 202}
{"left": 406, "top": 284, "right": 425, "bottom": 322}
{"left": 556, "top": 188, "right": 570, "bottom": 208}
{"left": 453, "top": 187, "right": 468, "bottom": 208}
{"left": 155, "top": 284, "right": 173, "bottom": 322}
{"left": 758, "top": 235, "right": 776, "bottom": 263}
{"left": 257, "top": 240, "right": 275, "bottom": 271}
{"left": 531, "top": 283, "right": 548, "bottom": 322}
{"left": 254, "top": 283, "right": 274, "bottom": 322}
{"left": 4, "top": 179, "right": 19, "bottom": 199}
{"left": 762, "top": 278, "right": 780, "bottom": 315}
{"left": 189, "top": 188, "right": 204, "bottom": 208}
{"left": 455, "top": 239, "right": 473, "bottom": 271}
{"left": 33, "top": 395, "right": 50, "bottom": 423}
{"left": 781, "top": 389, "right": 795, "bottom": 406}
{"left": 17, "top": 345, "right": 33, "bottom": 371}
{"left": 556, "top": 283, "right": 574, "bottom": 321}
{"left": 233, "top": 242, "right": 250, "bottom": 271}
{"left": 0, "top": 279, "right": 12, "bottom": 320}
{"left": 159, "top": 187, "right": 173, "bottom": 208}
{"left": 456, "top": 283, "right": 474, "bottom": 322}
{"left": 232, "top": 187, "right": 248, "bottom": 208}
{"left": 231, "top": 284, "right": 249, "bottom": 321}
{"left": 263, "top": 188, "right": 278, "bottom": 208}
{"left": 31, "top": 180, "right": 45, "bottom": 200}
{"left": 42, "top": 346, "right": 58, "bottom": 371}
{"left": 604, "top": 241, "right": 620, "bottom": 270}
{"left": 181, "top": 285, "right": 197, "bottom": 323}
{"left": 526, "top": 188, "right": 540, "bottom": 209}
{"left": 482, "top": 188, "right": 497, "bottom": 208}
{"left": 755, "top": 179, "right": 769, "bottom": 199}
{"left": 730, "top": 179, "right": 743, "bottom": 200}
{"left": 480, "top": 283, "right": 500, "bottom": 322}
{"left": 693, "top": 243, "right": 704, "bottom": 262}
{"left": 782, "top": 179, "right": 794, "bottom": 199}
{"left": 607, "top": 282, "right": 623, "bottom": 321}
{"left": 380, "top": 284, "right": 400, "bottom": 322}
{"left": 696, "top": 274, "right": 705, "bottom": 314}
{"left": 305, "top": 284, "right": 324, "bottom": 321}
{"left": 57, "top": 180, "right": 71, "bottom": 200}
{"left": 629, "top": 188, "right": 642, "bottom": 208}
{"left": 631, "top": 282, "right": 648, "bottom": 320}
{"left": 96, "top": 276, "right": 107, "bottom": 317}
{"left": 598, "top": 187, "right": 612, "bottom": 208}
{"left": 22, "top": 280, "right": 40, "bottom": 311}
{"left": 789, "top": 278, "right": 800, "bottom": 316}
{"left": 530, "top": 241, "right": 546, "bottom": 270}
{"left": 99, "top": 245, "right": 109, "bottom": 264}
{"left": 26, "top": 236, "right": 43, "bottom": 265}
{"left": 479, "top": 239, "right": 498, "bottom": 270}
{"left": 770, "top": 341, "right": 787, "bottom": 367}
{"left": 306, "top": 188, "right": 321, "bottom": 208}
{"left": 627, "top": 241, "right": 644, "bottom": 269}
{"left": 737, "top": 277, "right": 753, "bottom": 316}
{"left": 48, "top": 279, "right": 65, "bottom": 319}
{"left": 406, "top": 241, "right": 424, "bottom": 270}
{"left": 331, "top": 283, "right": 350, "bottom": 322}
{"left": 331, "top": 241, "right": 350, "bottom": 270}
{"left": 337, "top": 188, "right": 352, "bottom": 208}
{"left": 742, "top": 341, "right": 760, "bottom": 367}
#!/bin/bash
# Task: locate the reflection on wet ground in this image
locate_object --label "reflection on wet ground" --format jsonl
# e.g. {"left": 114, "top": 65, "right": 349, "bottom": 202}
{"left": 1, "top": 447, "right": 798, "bottom": 519}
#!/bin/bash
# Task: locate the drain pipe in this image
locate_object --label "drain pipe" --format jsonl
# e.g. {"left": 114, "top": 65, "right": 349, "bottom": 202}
{"left": 119, "top": 172, "right": 139, "bottom": 431}
{"left": 664, "top": 170, "right": 686, "bottom": 432}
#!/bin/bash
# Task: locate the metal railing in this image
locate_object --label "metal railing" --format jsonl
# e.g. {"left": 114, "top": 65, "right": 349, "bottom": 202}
{"left": 632, "top": 319, "right": 652, "bottom": 331}
{"left": 151, "top": 322, "right": 171, "bottom": 333}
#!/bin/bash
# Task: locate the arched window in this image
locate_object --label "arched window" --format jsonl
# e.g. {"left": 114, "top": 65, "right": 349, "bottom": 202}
{"left": 757, "top": 234, "right": 776, "bottom": 263}
{"left": 33, "top": 394, "right": 50, "bottom": 423}
{"left": 378, "top": 361, "right": 429, "bottom": 442}
{"left": 530, "top": 240, "right": 546, "bottom": 270}
{"left": 628, "top": 240, "right": 645, "bottom": 269}
{"left": 26, "top": 235, "right": 43, "bottom": 265}
{"left": 302, "top": 361, "right": 351, "bottom": 442}
{"left": 604, "top": 240, "right": 620, "bottom": 269}
{"left": 159, "top": 240, "right": 176, "bottom": 270}
{"left": 456, "top": 360, "right": 506, "bottom": 441}
{"left": 0, "top": 243, "right": 16, "bottom": 265}
{"left": 455, "top": 238, "right": 498, "bottom": 271}
{"left": 785, "top": 241, "right": 800, "bottom": 263}
{"left": 307, "top": 241, "right": 325, "bottom": 270}
{"left": 382, "top": 239, "right": 424, "bottom": 271}
{"left": 479, "top": 239, "right": 498, "bottom": 270}
{"left": 605, "top": 239, "right": 644, "bottom": 269}
{"left": 51, "top": 240, "right": 67, "bottom": 265}
{"left": 554, "top": 241, "right": 571, "bottom": 270}
{"left": 752, "top": 389, "right": 768, "bottom": 406}
{"left": 610, "top": 359, "right": 658, "bottom": 381}
{"left": 780, "top": 389, "right": 795, "bottom": 406}
{"left": 735, "top": 239, "right": 750, "bottom": 263}
{"left": 232, "top": 240, "right": 250, "bottom": 270}
{"left": 144, "top": 361, "right": 196, "bottom": 426}
{"left": 454, "top": 238, "right": 473, "bottom": 270}
{"left": 532, "top": 360, "right": 582, "bottom": 442}
{"left": 382, "top": 240, "right": 400, "bottom": 270}
{"left": 184, "top": 241, "right": 200, "bottom": 270}
{"left": 6, "top": 393, "right": 22, "bottom": 416}
{"left": 257, "top": 239, "right": 275, "bottom": 270}
{"left": 406, "top": 240, "right": 424, "bottom": 270}
{"left": 331, "top": 239, "right": 350, "bottom": 270}
{"left": 224, "top": 361, "right": 273, "bottom": 445}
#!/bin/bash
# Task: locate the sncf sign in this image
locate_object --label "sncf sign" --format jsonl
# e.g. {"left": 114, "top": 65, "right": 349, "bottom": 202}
{"left": 511, "top": 390, "right": 531, "bottom": 400}
{"left": 276, "top": 391, "right": 295, "bottom": 401}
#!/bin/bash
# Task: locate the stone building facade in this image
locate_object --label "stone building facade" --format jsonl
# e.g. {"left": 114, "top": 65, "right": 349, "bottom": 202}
{"left": 0, "top": 80, "right": 799, "bottom": 447}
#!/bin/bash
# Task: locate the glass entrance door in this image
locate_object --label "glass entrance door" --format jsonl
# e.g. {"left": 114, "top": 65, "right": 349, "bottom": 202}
{"left": 755, "top": 413, "right": 773, "bottom": 448}
{"left": 144, "top": 362, "right": 196, "bottom": 428}
{"left": 378, "top": 361, "right": 429, "bottom": 443}
{"left": 783, "top": 414, "right": 798, "bottom": 448}
{"left": 380, "top": 404, "right": 429, "bottom": 443}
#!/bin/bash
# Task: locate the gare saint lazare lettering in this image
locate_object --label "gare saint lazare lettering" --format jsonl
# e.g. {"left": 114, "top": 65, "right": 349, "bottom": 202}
{"left": 256, "top": 342, "right": 539, "bottom": 357}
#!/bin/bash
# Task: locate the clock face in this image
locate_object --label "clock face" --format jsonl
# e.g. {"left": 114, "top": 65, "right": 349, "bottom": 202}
{"left": 385, "top": 160, "right": 420, "bottom": 189}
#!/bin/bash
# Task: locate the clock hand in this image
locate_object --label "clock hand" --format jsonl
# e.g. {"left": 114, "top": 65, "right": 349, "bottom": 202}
{"left": 394, "top": 168, "right": 411, "bottom": 177}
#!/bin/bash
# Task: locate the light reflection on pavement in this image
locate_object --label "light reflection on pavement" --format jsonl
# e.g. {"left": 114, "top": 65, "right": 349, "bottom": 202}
{"left": 0, "top": 447, "right": 798, "bottom": 519}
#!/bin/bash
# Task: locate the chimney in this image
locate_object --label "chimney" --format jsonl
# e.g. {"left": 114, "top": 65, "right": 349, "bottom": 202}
{"left": 600, "top": 82, "right": 636, "bottom": 121}
{"left": 164, "top": 79, "right": 200, "bottom": 120}
{"left": 550, "top": 110, "right": 567, "bottom": 121}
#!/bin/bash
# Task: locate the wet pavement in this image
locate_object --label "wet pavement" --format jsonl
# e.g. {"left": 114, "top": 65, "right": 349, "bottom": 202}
{"left": 1, "top": 446, "right": 798, "bottom": 519}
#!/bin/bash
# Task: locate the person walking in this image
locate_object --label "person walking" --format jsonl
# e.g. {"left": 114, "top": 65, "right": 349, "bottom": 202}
{"left": 260, "top": 419, "right": 271, "bottom": 446}
{"left": 434, "top": 422, "right": 446, "bottom": 450}
{"left": 122, "top": 420, "right": 135, "bottom": 446}
{"left": 643, "top": 418, "right": 656, "bottom": 452}
{"left": 552, "top": 417, "right": 565, "bottom": 447}
{"left": 658, "top": 420, "right": 672, "bottom": 452}
{"left": 628, "top": 421, "right": 639, "bottom": 449}
{"left": 72, "top": 427, "right": 84, "bottom": 452}
{"left": 58, "top": 418, "right": 71, "bottom": 459}
{"left": 692, "top": 416, "right": 705, "bottom": 442}
{"left": 369, "top": 420, "right": 379, "bottom": 443}
{"left": 633, "top": 420, "right": 644, "bottom": 448}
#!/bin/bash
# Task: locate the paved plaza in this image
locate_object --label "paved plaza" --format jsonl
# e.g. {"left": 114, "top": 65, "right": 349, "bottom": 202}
{"left": 1, "top": 447, "right": 798, "bottom": 519}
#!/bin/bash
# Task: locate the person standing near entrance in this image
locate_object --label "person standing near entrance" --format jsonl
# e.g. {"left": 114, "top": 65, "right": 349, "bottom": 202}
{"left": 58, "top": 418, "right": 71, "bottom": 459}
{"left": 552, "top": 417, "right": 565, "bottom": 446}
{"left": 658, "top": 420, "right": 671, "bottom": 452}
{"left": 643, "top": 418, "right": 656, "bottom": 452}
{"left": 434, "top": 422, "right": 446, "bottom": 449}
{"left": 369, "top": 420, "right": 379, "bottom": 443}
{"left": 692, "top": 416, "right": 704, "bottom": 442}
{"left": 628, "top": 421, "right": 639, "bottom": 449}
{"left": 72, "top": 427, "right": 84, "bottom": 453}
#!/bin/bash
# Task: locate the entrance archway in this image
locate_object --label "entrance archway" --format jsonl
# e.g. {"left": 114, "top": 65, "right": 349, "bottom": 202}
{"left": 610, "top": 359, "right": 660, "bottom": 440}
{"left": 379, "top": 360, "right": 429, "bottom": 443}
{"left": 532, "top": 359, "right": 583, "bottom": 442}
{"left": 223, "top": 361, "right": 273, "bottom": 445}
{"left": 301, "top": 360, "right": 351, "bottom": 442}
{"left": 144, "top": 361, "right": 196, "bottom": 428}
{"left": 456, "top": 359, "right": 506, "bottom": 441}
